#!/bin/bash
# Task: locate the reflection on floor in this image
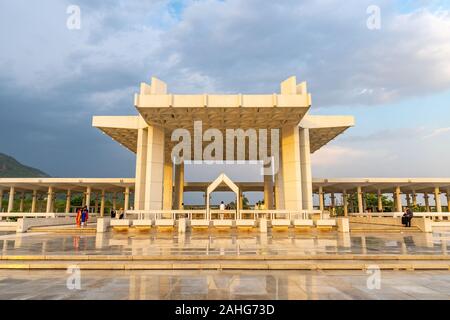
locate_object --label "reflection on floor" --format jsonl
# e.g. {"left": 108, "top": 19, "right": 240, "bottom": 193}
{"left": 0, "top": 229, "right": 449, "bottom": 256}
{"left": 0, "top": 270, "right": 449, "bottom": 300}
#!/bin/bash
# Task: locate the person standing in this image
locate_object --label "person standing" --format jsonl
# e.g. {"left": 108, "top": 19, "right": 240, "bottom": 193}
{"left": 81, "top": 206, "right": 89, "bottom": 227}
{"left": 75, "top": 208, "right": 82, "bottom": 227}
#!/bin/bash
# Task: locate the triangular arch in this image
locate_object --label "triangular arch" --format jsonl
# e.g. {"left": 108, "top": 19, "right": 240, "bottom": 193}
{"left": 206, "top": 173, "right": 240, "bottom": 219}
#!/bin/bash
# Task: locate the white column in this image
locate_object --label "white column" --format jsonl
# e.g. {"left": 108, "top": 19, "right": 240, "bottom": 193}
{"left": 19, "top": 192, "right": 25, "bottom": 212}
{"left": 299, "top": 128, "right": 312, "bottom": 211}
{"left": 143, "top": 126, "right": 165, "bottom": 211}
{"left": 434, "top": 187, "right": 442, "bottom": 212}
{"left": 406, "top": 193, "right": 411, "bottom": 208}
{"left": 357, "top": 186, "right": 363, "bottom": 214}
{"left": 134, "top": 127, "right": 148, "bottom": 210}
{"left": 377, "top": 189, "right": 383, "bottom": 212}
{"left": 446, "top": 190, "right": 450, "bottom": 212}
{"left": 112, "top": 193, "right": 117, "bottom": 210}
{"left": 45, "top": 186, "right": 53, "bottom": 213}
{"left": 124, "top": 187, "right": 130, "bottom": 211}
{"left": 94, "top": 193, "right": 99, "bottom": 213}
{"left": 330, "top": 193, "right": 336, "bottom": 207}
{"left": 263, "top": 174, "right": 274, "bottom": 210}
{"left": 65, "top": 190, "right": 71, "bottom": 213}
{"left": 7, "top": 186, "right": 15, "bottom": 213}
{"left": 342, "top": 191, "right": 348, "bottom": 217}
{"left": 163, "top": 160, "right": 173, "bottom": 210}
{"left": 278, "top": 126, "right": 302, "bottom": 210}
{"left": 424, "top": 193, "right": 430, "bottom": 212}
{"left": 412, "top": 192, "right": 417, "bottom": 207}
{"left": 31, "top": 190, "right": 37, "bottom": 213}
{"left": 318, "top": 187, "right": 324, "bottom": 211}
{"left": 173, "top": 162, "right": 184, "bottom": 210}
{"left": 394, "top": 186, "right": 402, "bottom": 212}
{"left": 100, "top": 190, "right": 105, "bottom": 217}
{"left": 85, "top": 186, "right": 91, "bottom": 211}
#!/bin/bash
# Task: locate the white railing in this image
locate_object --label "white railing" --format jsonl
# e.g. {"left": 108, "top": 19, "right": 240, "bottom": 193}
{"left": 125, "top": 209, "right": 321, "bottom": 221}
{"left": 0, "top": 212, "right": 77, "bottom": 218}
{"left": 349, "top": 212, "right": 450, "bottom": 218}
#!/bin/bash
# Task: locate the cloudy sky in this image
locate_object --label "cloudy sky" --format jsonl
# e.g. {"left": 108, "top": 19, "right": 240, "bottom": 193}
{"left": 1, "top": 0, "right": 450, "bottom": 190}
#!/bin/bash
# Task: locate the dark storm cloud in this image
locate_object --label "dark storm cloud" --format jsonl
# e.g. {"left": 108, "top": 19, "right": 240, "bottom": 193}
{"left": 1, "top": 0, "right": 450, "bottom": 179}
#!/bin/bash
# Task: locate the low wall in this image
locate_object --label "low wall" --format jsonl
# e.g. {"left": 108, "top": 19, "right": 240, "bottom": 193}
{"left": 0, "top": 221, "right": 18, "bottom": 231}
{"left": 349, "top": 216, "right": 403, "bottom": 226}
{"left": 412, "top": 218, "right": 432, "bottom": 233}
{"left": 16, "top": 217, "right": 76, "bottom": 233}
{"left": 96, "top": 217, "right": 111, "bottom": 233}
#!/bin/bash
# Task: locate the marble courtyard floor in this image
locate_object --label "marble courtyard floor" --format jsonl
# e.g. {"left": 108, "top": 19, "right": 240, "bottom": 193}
{"left": 0, "top": 228, "right": 449, "bottom": 256}
{"left": 0, "top": 269, "right": 450, "bottom": 299}
{"left": 0, "top": 229, "right": 449, "bottom": 299}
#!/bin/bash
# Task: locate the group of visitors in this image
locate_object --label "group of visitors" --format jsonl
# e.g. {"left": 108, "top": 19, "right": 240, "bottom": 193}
{"left": 110, "top": 208, "right": 125, "bottom": 219}
{"left": 75, "top": 206, "right": 89, "bottom": 227}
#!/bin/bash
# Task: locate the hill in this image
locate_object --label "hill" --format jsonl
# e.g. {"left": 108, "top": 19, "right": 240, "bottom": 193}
{"left": 0, "top": 153, "right": 50, "bottom": 178}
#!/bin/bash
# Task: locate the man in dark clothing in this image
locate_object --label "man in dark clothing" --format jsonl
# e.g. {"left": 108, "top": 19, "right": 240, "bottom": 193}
{"left": 402, "top": 208, "right": 413, "bottom": 227}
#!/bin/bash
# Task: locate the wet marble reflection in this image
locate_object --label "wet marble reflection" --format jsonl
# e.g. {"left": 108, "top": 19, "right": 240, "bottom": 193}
{"left": 0, "top": 229, "right": 449, "bottom": 256}
{"left": 0, "top": 270, "right": 449, "bottom": 300}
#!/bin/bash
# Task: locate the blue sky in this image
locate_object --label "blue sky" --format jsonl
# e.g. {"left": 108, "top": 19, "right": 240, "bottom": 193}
{"left": 1, "top": 0, "right": 450, "bottom": 204}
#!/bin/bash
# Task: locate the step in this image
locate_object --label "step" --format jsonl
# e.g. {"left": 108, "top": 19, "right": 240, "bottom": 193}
{"left": 28, "top": 227, "right": 96, "bottom": 234}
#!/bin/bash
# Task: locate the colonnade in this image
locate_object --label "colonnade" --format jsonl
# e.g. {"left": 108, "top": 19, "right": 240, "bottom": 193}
{"left": 0, "top": 186, "right": 133, "bottom": 216}
{"left": 315, "top": 186, "right": 450, "bottom": 215}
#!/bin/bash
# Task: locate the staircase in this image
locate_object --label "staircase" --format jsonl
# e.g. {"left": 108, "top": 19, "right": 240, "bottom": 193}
{"left": 350, "top": 222, "right": 421, "bottom": 233}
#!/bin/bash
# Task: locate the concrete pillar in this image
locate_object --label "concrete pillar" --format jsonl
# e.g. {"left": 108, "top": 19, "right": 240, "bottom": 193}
{"left": 330, "top": 193, "right": 336, "bottom": 208}
{"left": 112, "top": 193, "right": 117, "bottom": 210}
{"left": 357, "top": 187, "right": 363, "bottom": 214}
{"left": 319, "top": 187, "right": 324, "bottom": 211}
{"left": 94, "top": 193, "right": 99, "bottom": 213}
{"left": 7, "top": 186, "right": 15, "bottom": 213}
{"left": 412, "top": 192, "right": 417, "bottom": 207}
{"left": 299, "top": 128, "right": 313, "bottom": 211}
{"left": 85, "top": 186, "right": 91, "bottom": 211}
{"left": 239, "top": 190, "right": 244, "bottom": 212}
{"left": 143, "top": 126, "right": 165, "bottom": 211}
{"left": 134, "top": 127, "right": 148, "bottom": 210}
{"left": 19, "top": 192, "right": 25, "bottom": 212}
{"left": 406, "top": 193, "right": 411, "bottom": 208}
{"left": 446, "top": 190, "right": 450, "bottom": 212}
{"left": 52, "top": 194, "right": 56, "bottom": 213}
{"left": 424, "top": 193, "right": 430, "bottom": 212}
{"left": 263, "top": 174, "right": 274, "bottom": 209}
{"left": 173, "top": 163, "right": 184, "bottom": 210}
{"left": 124, "top": 187, "right": 130, "bottom": 211}
{"left": 394, "top": 187, "right": 402, "bottom": 212}
{"left": 362, "top": 192, "right": 367, "bottom": 212}
{"left": 31, "top": 190, "right": 37, "bottom": 213}
{"left": 377, "top": 189, "right": 383, "bottom": 212}
{"left": 0, "top": 189, "right": 3, "bottom": 212}
{"left": 100, "top": 190, "right": 105, "bottom": 217}
{"left": 82, "top": 193, "right": 86, "bottom": 207}
{"left": 342, "top": 191, "right": 348, "bottom": 217}
{"left": 434, "top": 187, "right": 442, "bottom": 212}
{"left": 65, "top": 190, "right": 71, "bottom": 213}
{"left": 278, "top": 125, "right": 303, "bottom": 210}
{"left": 163, "top": 160, "right": 173, "bottom": 210}
{"left": 45, "top": 186, "right": 53, "bottom": 213}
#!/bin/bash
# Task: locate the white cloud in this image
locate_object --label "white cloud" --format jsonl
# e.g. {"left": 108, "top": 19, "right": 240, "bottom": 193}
{"left": 423, "top": 127, "right": 450, "bottom": 139}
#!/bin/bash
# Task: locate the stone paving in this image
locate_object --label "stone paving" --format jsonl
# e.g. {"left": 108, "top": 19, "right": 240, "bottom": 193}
{"left": 0, "top": 269, "right": 449, "bottom": 300}
{"left": 0, "top": 229, "right": 449, "bottom": 257}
